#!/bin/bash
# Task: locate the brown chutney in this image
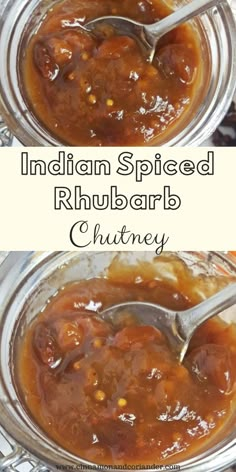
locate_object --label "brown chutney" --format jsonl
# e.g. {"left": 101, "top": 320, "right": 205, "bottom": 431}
{"left": 21, "top": 0, "right": 204, "bottom": 145}
{"left": 18, "top": 265, "right": 236, "bottom": 465}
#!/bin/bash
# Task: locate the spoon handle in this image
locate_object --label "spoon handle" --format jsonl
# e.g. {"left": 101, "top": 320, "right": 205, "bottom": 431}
{"left": 177, "top": 282, "right": 236, "bottom": 341}
{"left": 146, "top": 0, "right": 224, "bottom": 40}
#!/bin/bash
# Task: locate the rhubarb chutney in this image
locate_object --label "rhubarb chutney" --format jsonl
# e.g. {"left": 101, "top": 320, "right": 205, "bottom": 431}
{"left": 21, "top": 0, "right": 205, "bottom": 145}
{"left": 18, "top": 263, "right": 236, "bottom": 465}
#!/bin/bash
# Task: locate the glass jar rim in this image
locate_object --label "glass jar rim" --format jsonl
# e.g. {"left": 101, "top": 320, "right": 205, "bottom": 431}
{"left": 0, "top": 0, "right": 235, "bottom": 146}
{"left": 0, "top": 251, "right": 235, "bottom": 471}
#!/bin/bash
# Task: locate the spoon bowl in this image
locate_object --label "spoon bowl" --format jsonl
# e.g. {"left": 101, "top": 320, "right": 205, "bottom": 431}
{"left": 101, "top": 283, "right": 236, "bottom": 362}
{"left": 83, "top": 16, "right": 155, "bottom": 60}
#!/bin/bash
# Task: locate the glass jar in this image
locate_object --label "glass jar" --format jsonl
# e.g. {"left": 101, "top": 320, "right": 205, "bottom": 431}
{"left": 0, "top": 251, "right": 235, "bottom": 471}
{"left": 0, "top": 0, "right": 235, "bottom": 146}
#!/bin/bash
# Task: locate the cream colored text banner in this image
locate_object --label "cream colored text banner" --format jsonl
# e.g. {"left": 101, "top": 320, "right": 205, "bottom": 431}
{"left": 0, "top": 147, "right": 234, "bottom": 253}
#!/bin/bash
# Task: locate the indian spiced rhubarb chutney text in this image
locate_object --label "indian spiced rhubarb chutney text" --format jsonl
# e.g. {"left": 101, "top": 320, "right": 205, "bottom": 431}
{"left": 18, "top": 261, "right": 236, "bottom": 465}
{"left": 22, "top": 0, "right": 205, "bottom": 145}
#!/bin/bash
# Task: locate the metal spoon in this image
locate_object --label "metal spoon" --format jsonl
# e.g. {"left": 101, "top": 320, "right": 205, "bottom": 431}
{"left": 83, "top": 0, "right": 223, "bottom": 62}
{"left": 101, "top": 283, "right": 236, "bottom": 362}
